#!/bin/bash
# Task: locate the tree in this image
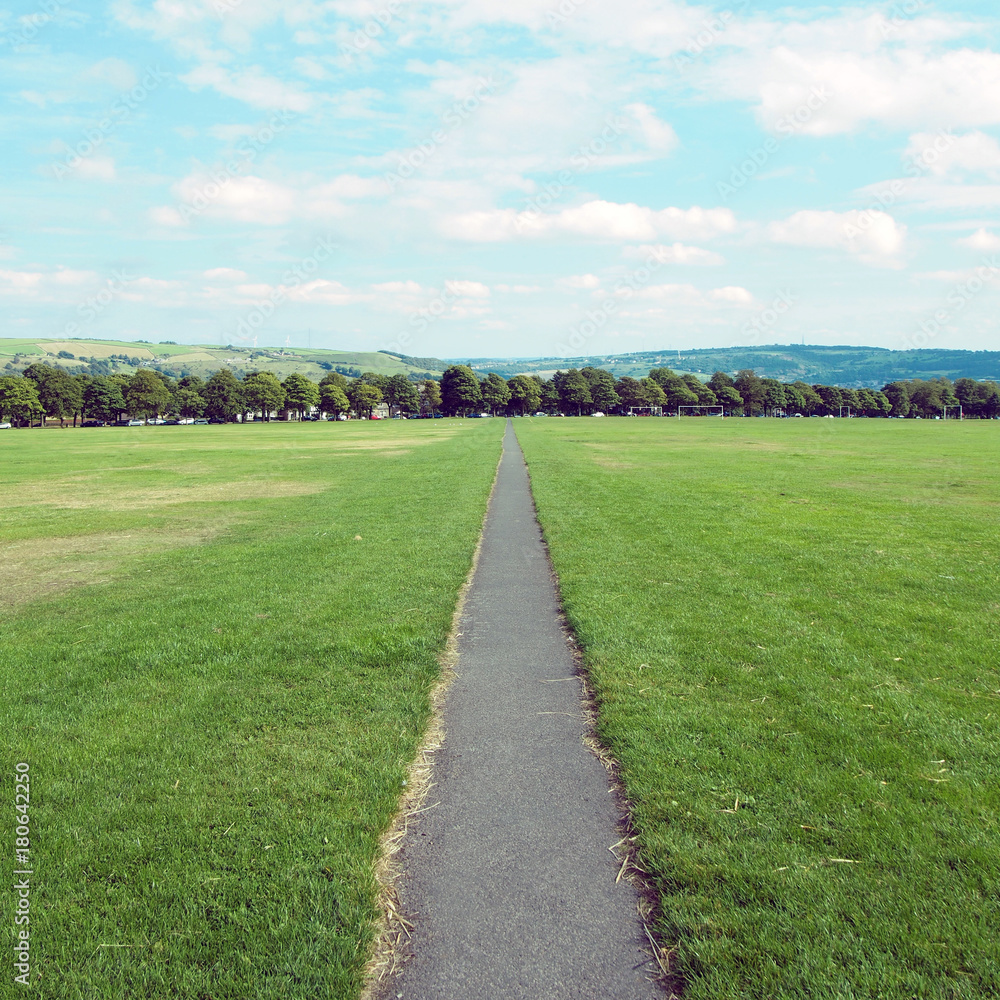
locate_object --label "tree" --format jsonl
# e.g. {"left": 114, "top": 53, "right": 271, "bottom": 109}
{"left": 507, "top": 375, "right": 541, "bottom": 415}
{"left": 715, "top": 385, "right": 743, "bottom": 414}
{"left": 441, "top": 365, "right": 482, "bottom": 416}
{"left": 761, "top": 379, "right": 787, "bottom": 416}
{"left": 614, "top": 377, "right": 646, "bottom": 410}
{"left": 0, "top": 376, "right": 43, "bottom": 427}
{"left": 791, "top": 381, "right": 822, "bottom": 415}
{"left": 640, "top": 377, "right": 668, "bottom": 408}
{"left": 419, "top": 379, "right": 443, "bottom": 415}
{"left": 538, "top": 377, "right": 560, "bottom": 413}
{"left": 552, "top": 369, "right": 591, "bottom": 415}
{"left": 681, "top": 374, "right": 718, "bottom": 406}
{"left": 319, "top": 370, "right": 349, "bottom": 392}
{"left": 480, "top": 372, "right": 512, "bottom": 415}
{"left": 125, "top": 369, "right": 172, "bottom": 420}
{"left": 23, "top": 363, "right": 82, "bottom": 426}
{"left": 707, "top": 370, "right": 736, "bottom": 395}
{"left": 320, "top": 382, "right": 350, "bottom": 418}
{"left": 282, "top": 373, "right": 320, "bottom": 420}
{"left": 814, "top": 384, "right": 844, "bottom": 415}
{"left": 242, "top": 372, "right": 285, "bottom": 421}
{"left": 734, "top": 369, "right": 765, "bottom": 416}
{"left": 882, "top": 381, "right": 911, "bottom": 417}
{"left": 203, "top": 369, "right": 244, "bottom": 422}
{"left": 83, "top": 376, "right": 127, "bottom": 423}
{"left": 581, "top": 367, "right": 619, "bottom": 412}
{"left": 383, "top": 374, "right": 420, "bottom": 415}
{"left": 346, "top": 380, "right": 383, "bottom": 419}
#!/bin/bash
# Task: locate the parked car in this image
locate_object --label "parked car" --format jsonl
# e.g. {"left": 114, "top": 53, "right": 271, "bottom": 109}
{"left": 162, "top": 419, "right": 179, "bottom": 425}
{"left": 81, "top": 420, "right": 105, "bottom": 428}
{"left": 0, "top": 422, "right": 11, "bottom": 430}
{"left": 177, "top": 417, "right": 195, "bottom": 425}
{"left": 592, "top": 411, "right": 605, "bottom": 417}
{"left": 534, "top": 412, "right": 548, "bottom": 417}
{"left": 127, "top": 419, "right": 144, "bottom": 426}
{"left": 193, "top": 418, "right": 209, "bottom": 425}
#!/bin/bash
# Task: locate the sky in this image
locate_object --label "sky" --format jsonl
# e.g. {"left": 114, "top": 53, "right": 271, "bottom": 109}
{"left": 3, "top": 0, "right": 1000, "bottom": 361}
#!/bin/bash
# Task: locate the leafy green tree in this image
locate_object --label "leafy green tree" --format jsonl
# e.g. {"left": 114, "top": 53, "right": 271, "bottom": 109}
{"left": 761, "top": 379, "right": 787, "bottom": 416}
{"left": 319, "top": 370, "right": 349, "bottom": 392}
{"left": 419, "top": 379, "right": 443, "bottom": 415}
{"left": 126, "top": 369, "right": 172, "bottom": 420}
{"left": 581, "top": 367, "right": 619, "bottom": 412}
{"left": 506, "top": 375, "right": 541, "bottom": 415}
{"left": 282, "top": 373, "right": 320, "bottom": 420}
{"left": 173, "top": 387, "right": 206, "bottom": 419}
{"left": 790, "top": 381, "right": 822, "bottom": 415}
{"left": 707, "top": 370, "right": 736, "bottom": 395}
{"left": 640, "top": 377, "right": 668, "bottom": 408}
{"left": 480, "top": 373, "right": 512, "bottom": 415}
{"left": 383, "top": 374, "right": 420, "bottom": 415}
{"left": 441, "top": 365, "right": 482, "bottom": 416}
{"left": 681, "top": 374, "right": 718, "bottom": 406}
{"left": 882, "top": 381, "right": 911, "bottom": 417}
{"left": 553, "top": 369, "right": 592, "bottom": 415}
{"left": 82, "top": 376, "right": 126, "bottom": 423}
{"left": 320, "top": 382, "right": 350, "bottom": 418}
{"left": 714, "top": 385, "right": 743, "bottom": 414}
{"left": 203, "top": 369, "right": 245, "bottom": 422}
{"left": 614, "top": 377, "right": 646, "bottom": 410}
{"left": 0, "top": 376, "right": 44, "bottom": 426}
{"left": 907, "top": 378, "right": 958, "bottom": 418}
{"left": 242, "top": 372, "right": 285, "bottom": 421}
{"left": 813, "top": 384, "right": 844, "bottom": 415}
{"left": 734, "top": 369, "right": 765, "bottom": 416}
{"left": 347, "top": 380, "right": 383, "bottom": 419}
{"left": 538, "top": 377, "right": 560, "bottom": 413}
{"left": 23, "top": 362, "right": 82, "bottom": 426}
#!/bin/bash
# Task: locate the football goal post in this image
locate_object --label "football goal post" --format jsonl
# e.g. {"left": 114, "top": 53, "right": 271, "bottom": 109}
{"left": 942, "top": 405, "right": 963, "bottom": 420}
{"left": 838, "top": 405, "right": 852, "bottom": 418}
{"left": 677, "top": 405, "right": 724, "bottom": 419}
{"left": 627, "top": 406, "right": 663, "bottom": 416}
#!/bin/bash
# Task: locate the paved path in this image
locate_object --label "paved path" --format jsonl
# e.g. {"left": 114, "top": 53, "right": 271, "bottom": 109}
{"left": 391, "top": 421, "right": 662, "bottom": 1000}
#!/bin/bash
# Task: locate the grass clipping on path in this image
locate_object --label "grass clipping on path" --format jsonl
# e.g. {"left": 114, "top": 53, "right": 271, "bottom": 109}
{"left": 0, "top": 421, "right": 503, "bottom": 1000}
{"left": 516, "top": 417, "right": 1000, "bottom": 1000}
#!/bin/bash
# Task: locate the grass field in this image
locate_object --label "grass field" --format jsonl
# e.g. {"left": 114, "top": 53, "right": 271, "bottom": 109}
{"left": 516, "top": 417, "right": 1000, "bottom": 1000}
{"left": 0, "top": 420, "right": 503, "bottom": 999}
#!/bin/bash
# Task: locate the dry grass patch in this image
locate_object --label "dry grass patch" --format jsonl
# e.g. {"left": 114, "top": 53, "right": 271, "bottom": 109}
{"left": 30, "top": 478, "right": 324, "bottom": 509}
{"left": 0, "top": 526, "right": 224, "bottom": 613}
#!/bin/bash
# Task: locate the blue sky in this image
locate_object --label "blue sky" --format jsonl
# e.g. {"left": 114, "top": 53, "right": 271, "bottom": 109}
{"left": 3, "top": 0, "right": 1000, "bottom": 360}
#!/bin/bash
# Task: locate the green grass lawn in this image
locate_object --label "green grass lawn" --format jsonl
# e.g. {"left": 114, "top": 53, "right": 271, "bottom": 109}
{"left": 0, "top": 420, "right": 503, "bottom": 999}
{"left": 516, "top": 416, "right": 1000, "bottom": 1000}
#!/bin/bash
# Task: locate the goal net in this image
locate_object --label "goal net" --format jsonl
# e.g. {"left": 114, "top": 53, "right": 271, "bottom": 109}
{"left": 627, "top": 406, "right": 663, "bottom": 416}
{"left": 942, "top": 405, "right": 963, "bottom": 420}
{"left": 677, "top": 405, "right": 724, "bottom": 419}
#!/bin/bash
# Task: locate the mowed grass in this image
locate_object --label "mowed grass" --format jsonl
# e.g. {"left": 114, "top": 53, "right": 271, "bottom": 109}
{"left": 516, "top": 417, "right": 1000, "bottom": 1000}
{"left": 0, "top": 420, "right": 503, "bottom": 999}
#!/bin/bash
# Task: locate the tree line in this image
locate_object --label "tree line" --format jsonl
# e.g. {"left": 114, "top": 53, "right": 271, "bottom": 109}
{"left": 438, "top": 366, "right": 1000, "bottom": 419}
{"left": 1, "top": 362, "right": 997, "bottom": 427}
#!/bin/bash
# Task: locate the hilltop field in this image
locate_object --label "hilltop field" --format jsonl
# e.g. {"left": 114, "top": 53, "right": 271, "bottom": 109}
{"left": 0, "top": 337, "right": 442, "bottom": 382}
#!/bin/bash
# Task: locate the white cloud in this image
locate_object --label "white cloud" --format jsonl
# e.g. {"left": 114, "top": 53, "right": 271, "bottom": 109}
{"left": 443, "top": 201, "right": 737, "bottom": 243}
{"left": 623, "top": 103, "right": 678, "bottom": 152}
{"left": 444, "top": 279, "right": 490, "bottom": 298}
{"left": 180, "top": 64, "right": 313, "bottom": 112}
{"left": 957, "top": 228, "right": 1000, "bottom": 252}
{"left": 625, "top": 243, "right": 726, "bottom": 266}
{"left": 710, "top": 286, "right": 754, "bottom": 304}
{"left": 203, "top": 267, "right": 249, "bottom": 281}
{"left": 768, "top": 209, "right": 907, "bottom": 266}
{"left": 558, "top": 274, "right": 603, "bottom": 290}
{"left": 72, "top": 156, "right": 117, "bottom": 182}
{"left": 906, "top": 130, "right": 1000, "bottom": 179}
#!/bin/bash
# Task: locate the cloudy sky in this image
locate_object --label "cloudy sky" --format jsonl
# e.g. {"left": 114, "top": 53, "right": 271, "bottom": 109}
{"left": 2, "top": 0, "right": 1000, "bottom": 360}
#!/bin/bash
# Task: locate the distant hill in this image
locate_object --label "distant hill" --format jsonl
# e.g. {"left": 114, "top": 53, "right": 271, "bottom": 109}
{"left": 0, "top": 338, "right": 443, "bottom": 382}
{"left": 4, "top": 338, "right": 998, "bottom": 388}
{"left": 457, "top": 345, "right": 1000, "bottom": 387}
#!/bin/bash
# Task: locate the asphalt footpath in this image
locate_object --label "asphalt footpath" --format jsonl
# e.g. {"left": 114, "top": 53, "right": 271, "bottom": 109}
{"left": 390, "top": 420, "right": 662, "bottom": 1000}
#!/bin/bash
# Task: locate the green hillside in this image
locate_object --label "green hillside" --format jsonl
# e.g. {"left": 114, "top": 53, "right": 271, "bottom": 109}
{"left": 0, "top": 338, "right": 444, "bottom": 382}
{"left": 460, "top": 344, "right": 1000, "bottom": 387}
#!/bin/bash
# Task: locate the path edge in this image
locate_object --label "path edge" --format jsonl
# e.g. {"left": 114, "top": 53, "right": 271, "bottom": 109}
{"left": 512, "top": 425, "right": 686, "bottom": 998}
{"left": 360, "top": 431, "right": 506, "bottom": 998}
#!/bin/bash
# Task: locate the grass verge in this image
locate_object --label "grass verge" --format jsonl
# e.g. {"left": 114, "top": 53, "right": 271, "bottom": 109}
{"left": 516, "top": 417, "right": 999, "bottom": 1000}
{"left": 1, "top": 420, "right": 503, "bottom": 999}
